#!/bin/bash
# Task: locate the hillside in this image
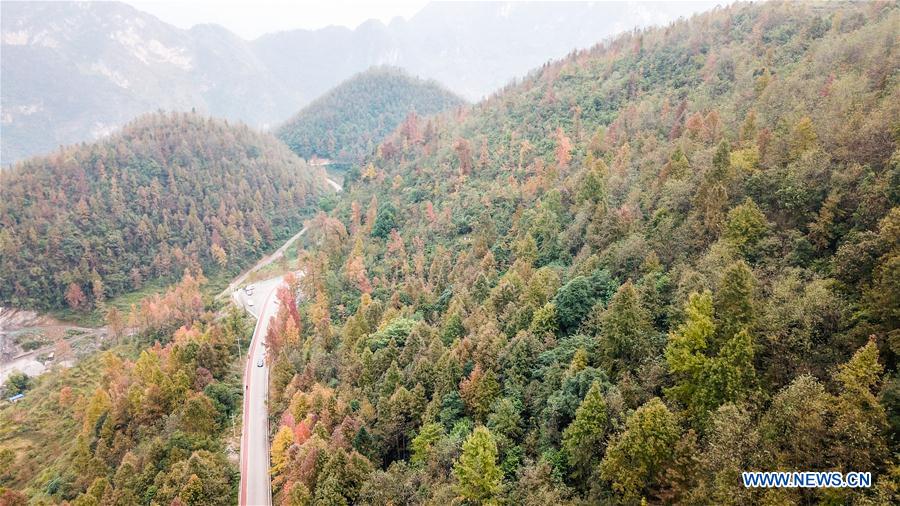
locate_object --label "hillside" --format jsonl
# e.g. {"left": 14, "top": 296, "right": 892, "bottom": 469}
{"left": 276, "top": 67, "right": 464, "bottom": 163}
{"left": 0, "top": 111, "right": 330, "bottom": 311}
{"left": 258, "top": 2, "right": 900, "bottom": 505}
{"left": 0, "top": 274, "right": 252, "bottom": 504}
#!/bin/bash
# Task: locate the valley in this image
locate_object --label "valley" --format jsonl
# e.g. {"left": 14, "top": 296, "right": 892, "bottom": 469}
{"left": 1, "top": 1, "right": 898, "bottom": 505}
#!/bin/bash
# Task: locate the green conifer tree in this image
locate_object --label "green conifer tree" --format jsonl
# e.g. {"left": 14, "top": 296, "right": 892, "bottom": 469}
{"left": 599, "top": 398, "right": 679, "bottom": 501}
{"left": 599, "top": 281, "right": 653, "bottom": 378}
{"left": 562, "top": 381, "right": 608, "bottom": 486}
{"left": 453, "top": 426, "right": 503, "bottom": 504}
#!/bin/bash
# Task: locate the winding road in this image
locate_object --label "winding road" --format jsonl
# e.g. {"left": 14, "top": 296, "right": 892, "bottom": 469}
{"left": 236, "top": 175, "right": 340, "bottom": 505}
{"left": 236, "top": 275, "right": 287, "bottom": 506}
{"left": 219, "top": 176, "right": 340, "bottom": 299}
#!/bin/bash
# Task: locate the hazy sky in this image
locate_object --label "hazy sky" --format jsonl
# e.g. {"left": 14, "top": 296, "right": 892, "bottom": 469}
{"left": 128, "top": 0, "right": 430, "bottom": 39}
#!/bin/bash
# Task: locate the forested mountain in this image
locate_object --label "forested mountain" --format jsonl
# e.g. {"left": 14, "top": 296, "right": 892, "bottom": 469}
{"left": 0, "top": 111, "right": 330, "bottom": 310}
{"left": 2, "top": 1, "right": 714, "bottom": 164}
{"left": 277, "top": 67, "right": 464, "bottom": 162}
{"left": 256, "top": 2, "right": 900, "bottom": 505}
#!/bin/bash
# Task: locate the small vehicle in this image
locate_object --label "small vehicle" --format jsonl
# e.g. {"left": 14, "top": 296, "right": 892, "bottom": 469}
{"left": 256, "top": 358, "right": 264, "bottom": 367}
{"left": 247, "top": 300, "right": 255, "bottom": 307}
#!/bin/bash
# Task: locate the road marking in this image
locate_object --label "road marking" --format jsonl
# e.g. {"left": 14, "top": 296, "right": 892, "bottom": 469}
{"left": 239, "top": 286, "right": 275, "bottom": 506}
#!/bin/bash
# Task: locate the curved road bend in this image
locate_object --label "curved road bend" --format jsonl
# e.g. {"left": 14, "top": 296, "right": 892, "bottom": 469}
{"left": 219, "top": 177, "right": 340, "bottom": 299}
{"left": 237, "top": 276, "right": 285, "bottom": 506}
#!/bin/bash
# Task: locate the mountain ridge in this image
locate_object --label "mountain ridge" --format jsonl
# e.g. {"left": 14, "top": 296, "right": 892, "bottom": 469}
{"left": 1, "top": 0, "right": 717, "bottom": 164}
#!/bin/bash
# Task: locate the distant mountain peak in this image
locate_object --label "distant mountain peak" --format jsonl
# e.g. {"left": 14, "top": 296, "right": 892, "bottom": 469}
{"left": 277, "top": 66, "right": 464, "bottom": 163}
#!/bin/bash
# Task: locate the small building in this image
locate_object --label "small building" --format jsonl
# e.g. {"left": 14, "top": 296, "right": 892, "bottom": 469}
{"left": 7, "top": 393, "right": 24, "bottom": 403}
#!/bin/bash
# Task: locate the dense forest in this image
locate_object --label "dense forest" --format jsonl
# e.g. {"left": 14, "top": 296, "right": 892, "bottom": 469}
{"left": 0, "top": 272, "right": 251, "bottom": 504}
{"left": 276, "top": 66, "right": 464, "bottom": 163}
{"left": 258, "top": 2, "right": 900, "bottom": 505}
{"left": 0, "top": 112, "right": 331, "bottom": 310}
{"left": 1, "top": 1, "right": 899, "bottom": 505}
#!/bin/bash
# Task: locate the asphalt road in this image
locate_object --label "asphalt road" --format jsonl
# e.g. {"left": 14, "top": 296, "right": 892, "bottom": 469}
{"left": 236, "top": 275, "right": 286, "bottom": 506}
{"left": 234, "top": 174, "right": 339, "bottom": 505}
{"left": 325, "top": 177, "right": 342, "bottom": 192}
{"left": 219, "top": 230, "right": 307, "bottom": 299}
